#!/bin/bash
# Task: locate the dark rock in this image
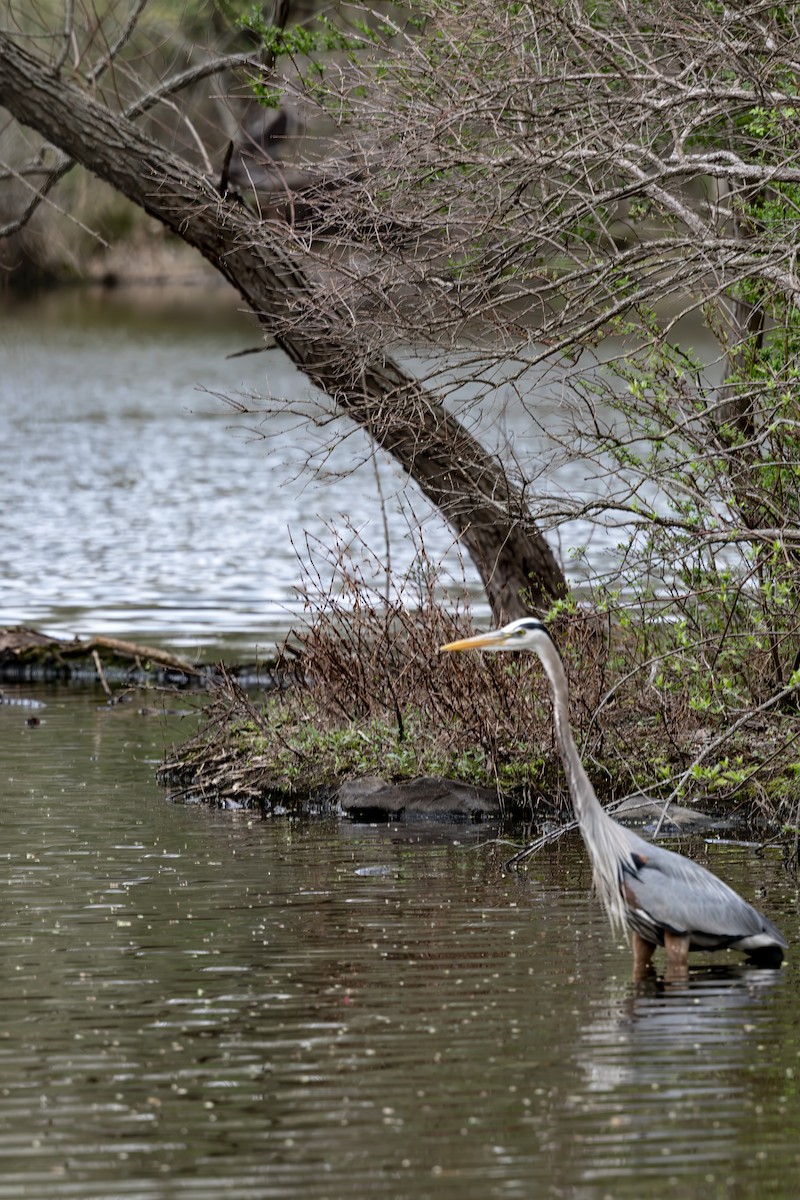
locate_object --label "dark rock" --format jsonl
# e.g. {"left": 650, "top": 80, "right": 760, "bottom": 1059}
{"left": 613, "top": 794, "right": 717, "bottom": 830}
{"left": 336, "top": 775, "right": 500, "bottom": 821}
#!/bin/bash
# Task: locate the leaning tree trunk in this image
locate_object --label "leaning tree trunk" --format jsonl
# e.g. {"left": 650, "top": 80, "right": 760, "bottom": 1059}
{"left": 0, "top": 34, "right": 567, "bottom": 619}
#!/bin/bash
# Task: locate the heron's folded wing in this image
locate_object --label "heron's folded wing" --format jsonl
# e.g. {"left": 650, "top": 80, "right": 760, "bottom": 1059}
{"left": 624, "top": 841, "right": 784, "bottom": 944}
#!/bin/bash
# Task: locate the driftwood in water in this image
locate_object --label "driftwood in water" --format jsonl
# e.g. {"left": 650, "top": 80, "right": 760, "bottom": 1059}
{"left": 0, "top": 626, "right": 290, "bottom": 691}
{"left": 0, "top": 625, "right": 201, "bottom": 684}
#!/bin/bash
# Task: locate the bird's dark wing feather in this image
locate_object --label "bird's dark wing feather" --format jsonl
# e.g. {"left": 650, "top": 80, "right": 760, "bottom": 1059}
{"left": 619, "top": 829, "right": 786, "bottom": 950}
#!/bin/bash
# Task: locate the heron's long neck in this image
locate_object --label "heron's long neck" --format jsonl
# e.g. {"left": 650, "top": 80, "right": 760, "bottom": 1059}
{"left": 537, "top": 636, "right": 631, "bottom": 931}
{"left": 536, "top": 641, "right": 601, "bottom": 824}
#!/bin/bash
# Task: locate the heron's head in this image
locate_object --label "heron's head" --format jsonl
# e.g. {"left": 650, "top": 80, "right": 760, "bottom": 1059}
{"left": 440, "top": 617, "right": 552, "bottom": 655}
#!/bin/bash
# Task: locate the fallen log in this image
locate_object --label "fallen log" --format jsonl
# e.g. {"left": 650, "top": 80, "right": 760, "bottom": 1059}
{"left": 0, "top": 625, "right": 200, "bottom": 684}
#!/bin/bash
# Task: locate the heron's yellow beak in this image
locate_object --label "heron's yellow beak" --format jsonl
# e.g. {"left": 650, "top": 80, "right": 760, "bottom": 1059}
{"left": 440, "top": 630, "right": 508, "bottom": 653}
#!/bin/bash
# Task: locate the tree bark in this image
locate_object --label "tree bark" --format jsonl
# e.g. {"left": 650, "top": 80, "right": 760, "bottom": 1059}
{"left": 0, "top": 34, "right": 567, "bottom": 619}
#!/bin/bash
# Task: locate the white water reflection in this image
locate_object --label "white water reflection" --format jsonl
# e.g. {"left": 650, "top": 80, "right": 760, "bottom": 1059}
{"left": 1, "top": 288, "right": 480, "bottom": 656}
{"left": 1, "top": 288, "right": 723, "bottom": 659}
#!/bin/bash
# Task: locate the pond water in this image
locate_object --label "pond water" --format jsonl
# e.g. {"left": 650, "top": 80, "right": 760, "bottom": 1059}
{"left": 0, "top": 287, "right": 719, "bottom": 661}
{"left": 1, "top": 286, "right": 490, "bottom": 661}
{"left": 0, "top": 682, "right": 798, "bottom": 1199}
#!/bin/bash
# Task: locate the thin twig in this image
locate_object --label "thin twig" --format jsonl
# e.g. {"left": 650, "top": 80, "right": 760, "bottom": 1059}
{"left": 91, "top": 649, "right": 114, "bottom": 700}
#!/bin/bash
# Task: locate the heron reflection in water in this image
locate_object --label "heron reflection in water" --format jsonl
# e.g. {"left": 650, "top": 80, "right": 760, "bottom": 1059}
{"left": 440, "top": 618, "right": 787, "bottom": 981}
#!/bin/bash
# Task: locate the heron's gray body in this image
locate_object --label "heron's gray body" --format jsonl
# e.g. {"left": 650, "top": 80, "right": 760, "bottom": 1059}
{"left": 441, "top": 616, "right": 787, "bottom": 968}
{"left": 617, "top": 826, "right": 786, "bottom": 956}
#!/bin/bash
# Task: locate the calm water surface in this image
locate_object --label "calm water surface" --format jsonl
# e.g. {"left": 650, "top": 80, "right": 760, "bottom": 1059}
{"left": 1, "top": 684, "right": 798, "bottom": 1199}
{"left": 1, "top": 288, "right": 489, "bottom": 659}
{"left": 1, "top": 287, "right": 702, "bottom": 659}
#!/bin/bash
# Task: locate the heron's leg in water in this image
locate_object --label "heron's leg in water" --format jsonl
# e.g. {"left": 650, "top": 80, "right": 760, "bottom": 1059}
{"left": 663, "top": 930, "right": 691, "bottom": 982}
{"left": 632, "top": 931, "right": 656, "bottom": 980}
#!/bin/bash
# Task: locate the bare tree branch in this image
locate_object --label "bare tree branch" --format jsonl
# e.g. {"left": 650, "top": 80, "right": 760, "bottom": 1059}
{"left": 0, "top": 49, "right": 261, "bottom": 239}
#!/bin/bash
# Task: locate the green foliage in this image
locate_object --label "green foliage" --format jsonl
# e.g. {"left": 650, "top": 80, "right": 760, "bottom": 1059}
{"left": 236, "top": 8, "right": 363, "bottom": 105}
{"left": 689, "top": 757, "right": 748, "bottom": 792}
{"left": 237, "top": 9, "right": 354, "bottom": 57}
{"left": 236, "top": 704, "right": 495, "bottom": 789}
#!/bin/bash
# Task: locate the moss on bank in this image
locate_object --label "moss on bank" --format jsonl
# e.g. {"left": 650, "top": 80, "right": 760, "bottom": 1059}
{"left": 159, "top": 687, "right": 559, "bottom": 814}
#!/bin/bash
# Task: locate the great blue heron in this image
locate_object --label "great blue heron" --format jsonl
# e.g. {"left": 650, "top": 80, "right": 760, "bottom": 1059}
{"left": 440, "top": 617, "right": 787, "bottom": 979}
